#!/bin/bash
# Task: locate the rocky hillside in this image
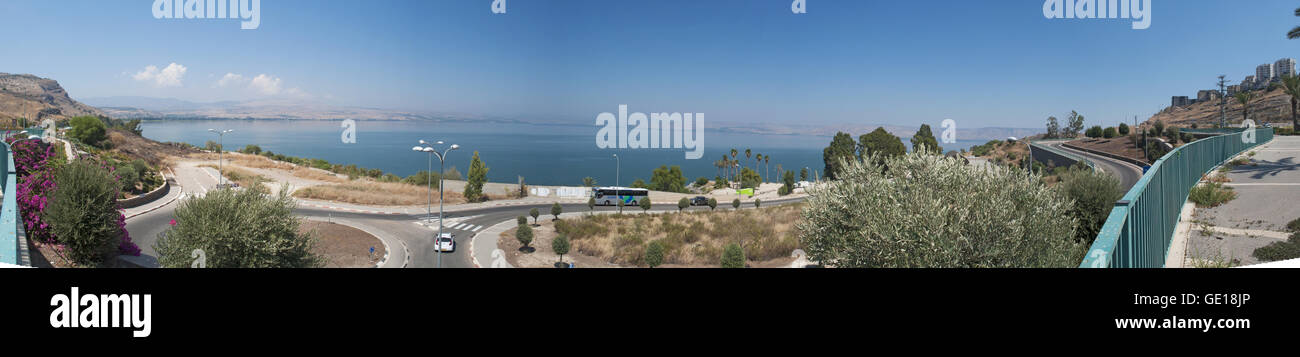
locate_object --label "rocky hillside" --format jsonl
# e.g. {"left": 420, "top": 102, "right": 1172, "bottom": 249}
{"left": 1149, "top": 87, "right": 1295, "bottom": 128}
{"left": 0, "top": 73, "right": 106, "bottom": 124}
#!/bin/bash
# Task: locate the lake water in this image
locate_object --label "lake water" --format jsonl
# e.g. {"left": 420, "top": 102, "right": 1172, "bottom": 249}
{"left": 140, "top": 120, "right": 985, "bottom": 187}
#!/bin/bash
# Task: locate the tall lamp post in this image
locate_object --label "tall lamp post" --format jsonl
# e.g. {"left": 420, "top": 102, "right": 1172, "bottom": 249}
{"left": 208, "top": 129, "right": 233, "bottom": 187}
{"left": 414, "top": 140, "right": 459, "bottom": 268}
{"left": 613, "top": 154, "right": 621, "bottom": 213}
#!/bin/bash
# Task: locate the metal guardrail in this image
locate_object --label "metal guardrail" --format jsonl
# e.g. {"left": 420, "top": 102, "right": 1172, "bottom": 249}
{"left": 1080, "top": 128, "right": 1274, "bottom": 268}
{"left": 1029, "top": 139, "right": 1098, "bottom": 171}
{"left": 1, "top": 140, "right": 21, "bottom": 265}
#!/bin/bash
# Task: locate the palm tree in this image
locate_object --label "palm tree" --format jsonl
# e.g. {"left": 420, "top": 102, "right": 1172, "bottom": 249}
{"left": 1289, "top": 7, "right": 1300, "bottom": 39}
{"left": 754, "top": 153, "right": 762, "bottom": 182}
{"left": 730, "top": 149, "right": 739, "bottom": 187}
{"left": 764, "top": 155, "right": 771, "bottom": 183}
{"left": 1281, "top": 75, "right": 1300, "bottom": 130}
{"left": 1235, "top": 91, "right": 1258, "bottom": 124}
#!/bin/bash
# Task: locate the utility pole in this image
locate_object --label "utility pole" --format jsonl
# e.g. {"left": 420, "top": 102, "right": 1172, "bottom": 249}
{"left": 1218, "top": 75, "right": 1229, "bottom": 128}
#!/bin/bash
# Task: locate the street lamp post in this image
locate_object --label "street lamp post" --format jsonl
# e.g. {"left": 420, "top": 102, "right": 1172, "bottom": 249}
{"left": 414, "top": 140, "right": 459, "bottom": 268}
{"left": 208, "top": 129, "right": 233, "bottom": 187}
{"left": 613, "top": 154, "right": 621, "bottom": 213}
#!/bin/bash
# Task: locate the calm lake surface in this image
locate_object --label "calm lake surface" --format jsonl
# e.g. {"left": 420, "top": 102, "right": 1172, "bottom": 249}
{"left": 141, "top": 120, "right": 985, "bottom": 187}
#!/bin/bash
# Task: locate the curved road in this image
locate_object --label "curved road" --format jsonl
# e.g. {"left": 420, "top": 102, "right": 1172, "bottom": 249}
{"left": 125, "top": 166, "right": 807, "bottom": 268}
{"left": 1043, "top": 141, "right": 1145, "bottom": 191}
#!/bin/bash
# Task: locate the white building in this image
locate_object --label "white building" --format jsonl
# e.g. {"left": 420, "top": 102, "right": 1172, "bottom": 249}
{"left": 1276, "top": 58, "right": 1297, "bottom": 78}
{"left": 1257, "top": 63, "right": 1276, "bottom": 81}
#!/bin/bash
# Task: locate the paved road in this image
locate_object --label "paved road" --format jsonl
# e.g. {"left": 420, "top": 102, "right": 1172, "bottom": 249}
{"left": 125, "top": 163, "right": 807, "bottom": 268}
{"left": 1044, "top": 141, "right": 1145, "bottom": 191}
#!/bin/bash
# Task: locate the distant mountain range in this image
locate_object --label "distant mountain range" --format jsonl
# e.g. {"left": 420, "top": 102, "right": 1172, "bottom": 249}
{"left": 0, "top": 73, "right": 1039, "bottom": 141}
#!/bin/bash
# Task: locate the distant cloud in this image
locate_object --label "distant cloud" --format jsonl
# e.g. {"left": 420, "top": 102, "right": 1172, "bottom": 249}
{"left": 215, "top": 73, "right": 246, "bottom": 88}
{"left": 132, "top": 63, "right": 187, "bottom": 87}
{"left": 249, "top": 74, "right": 283, "bottom": 95}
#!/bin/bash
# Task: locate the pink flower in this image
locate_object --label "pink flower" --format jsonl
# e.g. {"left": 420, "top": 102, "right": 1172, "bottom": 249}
{"left": 169, "top": 219, "right": 177, "bottom": 226}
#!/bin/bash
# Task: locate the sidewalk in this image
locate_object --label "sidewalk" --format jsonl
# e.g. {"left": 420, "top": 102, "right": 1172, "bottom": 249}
{"left": 1177, "top": 136, "right": 1300, "bottom": 267}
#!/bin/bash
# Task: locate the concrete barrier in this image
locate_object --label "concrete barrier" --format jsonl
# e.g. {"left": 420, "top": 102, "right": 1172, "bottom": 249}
{"left": 118, "top": 171, "right": 171, "bottom": 209}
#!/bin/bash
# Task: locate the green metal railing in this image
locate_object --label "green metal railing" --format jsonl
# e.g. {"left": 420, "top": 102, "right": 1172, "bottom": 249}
{"left": 1080, "top": 128, "right": 1274, "bottom": 268}
{"left": 1, "top": 140, "right": 20, "bottom": 265}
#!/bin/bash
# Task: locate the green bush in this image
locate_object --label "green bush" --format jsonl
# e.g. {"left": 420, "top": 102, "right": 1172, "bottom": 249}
{"left": 115, "top": 166, "right": 140, "bottom": 194}
{"left": 1056, "top": 168, "right": 1122, "bottom": 246}
{"left": 798, "top": 151, "right": 1083, "bottom": 267}
{"left": 1253, "top": 233, "right": 1300, "bottom": 262}
{"left": 517, "top": 215, "right": 527, "bottom": 226}
{"left": 45, "top": 161, "right": 125, "bottom": 266}
{"left": 68, "top": 116, "right": 108, "bottom": 148}
{"left": 677, "top": 197, "right": 690, "bottom": 212}
{"left": 552, "top": 234, "right": 570, "bottom": 265}
{"left": 639, "top": 197, "right": 652, "bottom": 212}
{"left": 1118, "top": 123, "right": 1130, "bottom": 135}
{"left": 732, "top": 198, "right": 740, "bottom": 210}
{"left": 708, "top": 197, "right": 717, "bottom": 211}
{"left": 645, "top": 240, "right": 665, "bottom": 268}
{"left": 1103, "top": 127, "right": 1118, "bottom": 139}
{"left": 694, "top": 176, "right": 709, "bottom": 188}
{"left": 154, "top": 186, "right": 323, "bottom": 268}
{"left": 1189, "top": 182, "right": 1237, "bottom": 208}
{"left": 721, "top": 243, "right": 745, "bottom": 268}
{"left": 516, "top": 224, "right": 534, "bottom": 250}
{"left": 530, "top": 208, "right": 540, "bottom": 224}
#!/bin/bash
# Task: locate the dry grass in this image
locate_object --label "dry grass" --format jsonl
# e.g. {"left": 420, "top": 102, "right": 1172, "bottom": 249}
{"left": 293, "top": 179, "right": 467, "bottom": 206}
{"left": 553, "top": 204, "right": 804, "bottom": 266}
{"left": 291, "top": 167, "right": 348, "bottom": 183}
{"left": 191, "top": 152, "right": 296, "bottom": 170}
{"left": 199, "top": 164, "right": 271, "bottom": 193}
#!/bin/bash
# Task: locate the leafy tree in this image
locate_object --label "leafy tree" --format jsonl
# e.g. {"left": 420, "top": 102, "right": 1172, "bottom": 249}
{"left": 639, "top": 197, "right": 652, "bottom": 213}
{"left": 1056, "top": 168, "right": 1123, "bottom": 246}
{"left": 1085, "top": 125, "right": 1104, "bottom": 138}
{"left": 713, "top": 175, "right": 728, "bottom": 189}
{"left": 240, "top": 144, "right": 263, "bottom": 155}
{"left": 68, "top": 116, "right": 108, "bottom": 147}
{"left": 45, "top": 161, "right": 127, "bottom": 266}
{"left": 739, "top": 167, "right": 761, "bottom": 189}
{"left": 732, "top": 198, "right": 741, "bottom": 210}
{"left": 1153, "top": 121, "right": 1166, "bottom": 139}
{"left": 694, "top": 176, "right": 709, "bottom": 188}
{"left": 582, "top": 176, "right": 597, "bottom": 187}
{"left": 530, "top": 207, "right": 540, "bottom": 225}
{"left": 797, "top": 150, "right": 1083, "bottom": 268}
{"left": 155, "top": 185, "right": 323, "bottom": 268}
{"left": 754, "top": 199, "right": 762, "bottom": 209}
{"left": 858, "top": 127, "right": 906, "bottom": 166}
{"left": 677, "top": 197, "right": 690, "bottom": 212}
{"left": 1118, "top": 123, "right": 1130, "bottom": 135}
{"left": 1280, "top": 75, "right": 1300, "bottom": 131}
{"left": 822, "top": 132, "right": 856, "bottom": 180}
{"left": 1045, "top": 116, "right": 1061, "bottom": 138}
{"left": 631, "top": 178, "right": 648, "bottom": 189}
{"left": 551, "top": 202, "right": 562, "bottom": 221}
{"left": 910, "top": 124, "right": 943, "bottom": 154}
{"left": 645, "top": 241, "right": 665, "bottom": 268}
{"left": 204, "top": 140, "right": 221, "bottom": 153}
{"left": 1235, "top": 91, "right": 1258, "bottom": 123}
{"left": 708, "top": 197, "right": 717, "bottom": 211}
{"left": 1103, "top": 127, "right": 1118, "bottom": 139}
{"left": 115, "top": 166, "right": 139, "bottom": 193}
{"left": 650, "top": 165, "right": 688, "bottom": 193}
{"left": 516, "top": 224, "right": 534, "bottom": 251}
{"left": 782, "top": 169, "right": 796, "bottom": 194}
{"left": 465, "top": 151, "right": 489, "bottom": 202}
{"left": 552, "top": 234, "right": 570, "bottom": 266}
{"left": 517, "top": 215, "right": 528, "bottom": 226}
{"left": 1065, "top": 111, "right": 1085, "bottom": 138}
{"left": 721, "top": 243, "right": 745, "bottom": 268}
{"left": 800, "top": 167, "right": 808, "bottom": 181}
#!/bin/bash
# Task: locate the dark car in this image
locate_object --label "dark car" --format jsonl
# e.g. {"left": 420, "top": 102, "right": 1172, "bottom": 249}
{"left": 690, "top": 196, "right": 709, "bottom": 206}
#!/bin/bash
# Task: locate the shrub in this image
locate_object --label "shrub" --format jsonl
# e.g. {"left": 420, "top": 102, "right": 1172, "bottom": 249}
{"left": 154, "top": 186, "right": 322, "bottom": 268}
{"left": 45, "top": 161, "right": 132, "bottom": 266}
{"left": 69, "top": 116, "right": 108, "bottom": 147}
{"left": 552, "top": 234, "right": 570, "bottom": 265}
{"left": 551, "top": 202, "right": 562, "bottom": 220}
{"left": 517, "top": 215, "right": 527, "bottom": 226}
{"left": 732, "top": 198, "right": 740, "bottom": 210}
{"left": 708, "top": 198, "right": 717, "bottom": 211}
{"left": 721, "top": 243, "right": 745, "bottom": 268}
{"left": 639, "top": 197, "right": 652, "bottom": 212}
{"left": 798, "top": 151, "right": 1082, "bottom": 268}
{"left": 754, "top": 199, "right": 761, "bottom": 208}
{"left": 515, "top": 224, "right": 534, "bottom": 250}
{"left": 1253, "top": 233, "right": 1300, "bottom": 262}
{"left": 694, "top": 176, "right": 709, "bottom": 188}
{"left": 778, "top": 185, "right": 791, "bottom": 196}
{"left": 678, "top": 197, "right": 690, "bottom": 212}
{"left": 530, "top": 208, "right": 540, "bottom": 224}
{"left": 739, "top": 168, "right": 761, "bottom": 189}
{"left": 1056, "top": 168, "right": 1122, "bottom": 246}
{"left": 645, "top": 240, "right": 665, "bottom": 268}
{"left": 1189, "top": 182, "right": 1237, "bottom": 208}
{"left": 1118, "top": 123, "right": 1130, "bottom": 135}
{"left": 1103, "top": 127, "right": 1118, "bottom": 139}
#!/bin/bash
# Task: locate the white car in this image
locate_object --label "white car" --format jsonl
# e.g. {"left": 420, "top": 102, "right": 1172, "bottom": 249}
{"left": 436, "top": 233, "right": 455, "bottom": 252}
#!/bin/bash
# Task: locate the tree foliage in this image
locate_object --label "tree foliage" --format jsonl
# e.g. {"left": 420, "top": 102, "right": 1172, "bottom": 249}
{"left": 910, "top": 124, "right": 943, "bottom": 154}
{"left": 822, "top": 132, "right": 856, "bottom": 180}
{"left": 155, "top": 186, "right": 323, "bottom": 268}
{"left": 797, "top": 151, "right": 1083, "bottom": 268}
{"left": 649, "top": 165, "right": 688, "bottom": 193}
{"left": 858, "top": 127, "right": 906, "bottom": 166}
{"left": 721, "top": 243, "right": 745, "bottom": 268}
{"left": 69, "top": 116, "right": 108, "bottom": 148}
{"left": 45, "top": 161, "right": 130, "bottom": 266}
{"left": 645, "top": 240, "right": 665, "bottom": 268}
{"left": 1056, "top": 168, "right": 1123, "bottom": 246}
{"left": 464, "top": 151, "right": 489, "bottom": 202}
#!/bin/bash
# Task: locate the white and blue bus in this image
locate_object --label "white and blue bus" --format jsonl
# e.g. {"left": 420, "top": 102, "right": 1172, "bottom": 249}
{"left": 592, "top": 187, "right": 649, "bottom": 206}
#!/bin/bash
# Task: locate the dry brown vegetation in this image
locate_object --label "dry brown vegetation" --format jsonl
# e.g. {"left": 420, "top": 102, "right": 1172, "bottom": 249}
{"left": 200, "top": 164, "right": 271, "bottom": 193}
{"left": 292, "top": 180, "right": 467, "bottom": 206}
{"left": 539, "top": 204, "right": 804, "bottom": 267}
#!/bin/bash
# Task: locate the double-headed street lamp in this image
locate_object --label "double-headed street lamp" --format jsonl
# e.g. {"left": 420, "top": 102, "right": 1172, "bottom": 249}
{"left": 413, "top": 140, "right": 459, "bottom": 268}
{"left": 208, "top": 129, "right": 234, "bottom": 187}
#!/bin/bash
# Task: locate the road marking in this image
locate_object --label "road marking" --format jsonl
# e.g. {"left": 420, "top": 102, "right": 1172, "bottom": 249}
{"left": 470, "top": 225, "right": 482, "bottom": 232}
{"left": 1222, "top": 183, "right": 1300, "bottom": 187}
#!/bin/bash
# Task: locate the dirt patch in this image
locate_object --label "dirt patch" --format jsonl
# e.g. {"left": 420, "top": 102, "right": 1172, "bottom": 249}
{"left": 499, "top": 205, "right": 804, "bottom": 268}
{"left": 107, "top": 128, "right": 199, "bottom": 166}
{"left": 302, "top": 220, "right": 386, "bottom": 268}
{"left": 293, "top": 180, "right": 467, "bottom": 206}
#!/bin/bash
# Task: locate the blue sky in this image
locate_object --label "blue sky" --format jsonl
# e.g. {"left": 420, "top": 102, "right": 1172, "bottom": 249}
{"left": 2, "top": 0, "right": 1300, "bottom": 129}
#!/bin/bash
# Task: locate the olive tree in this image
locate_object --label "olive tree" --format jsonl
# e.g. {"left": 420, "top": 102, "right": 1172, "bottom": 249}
{"left": 639, "top": 197, "right": 652, "bottom": 213}
{"left": 797, "top": 151, "right": 1083, "bottom": 268}
{"left": 155, "top": 185, "right": 323, "bottom": 268}
{"left": 551, "top": 202, "right": 562, "bottom": 221}
{"left": 677, "top": 197, "right": 690, "bottom": 212}
{"left": 529, "top": 207, "right": 540, "bottom": 225}
{"left": 552, "top": 234, "right": 570, "bottom": 267}
{"left": 708, "top": 197, "right": 717, "bottom": 211}
{"left": 45, "top": 161, "right": 125, "bottom": 266}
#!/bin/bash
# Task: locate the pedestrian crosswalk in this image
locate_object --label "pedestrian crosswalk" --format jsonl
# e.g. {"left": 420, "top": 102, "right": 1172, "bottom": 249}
{"left": 430, "top": 222, "right": 483, "bottom": 232}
